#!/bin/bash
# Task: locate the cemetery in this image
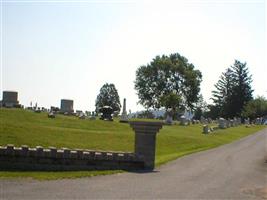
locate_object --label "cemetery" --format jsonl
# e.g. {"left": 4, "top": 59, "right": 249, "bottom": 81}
{"left": 0, "top": 107, "right": 266, "bottom": 179}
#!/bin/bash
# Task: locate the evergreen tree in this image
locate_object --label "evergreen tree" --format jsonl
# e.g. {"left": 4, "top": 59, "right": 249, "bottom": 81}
{"left": 211, "top": 68, "right": 234, "bottom": 117}
{"left": 95, "top": 83, "right": 121, "bottom": 113}
{"left": 211, "top": 60, "right": 253, "bottom": 118}
{"left": 231, "top": 60, "right": 253, "bottom": 116}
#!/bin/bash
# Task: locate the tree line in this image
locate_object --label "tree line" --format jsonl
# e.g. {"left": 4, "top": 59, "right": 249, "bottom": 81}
{"left": 95, "top": 53, "right": 267, "bottom": 120}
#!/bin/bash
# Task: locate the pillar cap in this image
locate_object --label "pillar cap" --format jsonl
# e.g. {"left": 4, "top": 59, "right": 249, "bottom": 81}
{"left": 129, "top": 121, "right": 163, "bottom": 126}
{"left": 129, "top": 121, "right": 163, "bottom": 134}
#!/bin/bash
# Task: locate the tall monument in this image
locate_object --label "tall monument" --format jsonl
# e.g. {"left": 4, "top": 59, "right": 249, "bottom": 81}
{"left": 120, "top": 98, "right": 128, "bottom": 123}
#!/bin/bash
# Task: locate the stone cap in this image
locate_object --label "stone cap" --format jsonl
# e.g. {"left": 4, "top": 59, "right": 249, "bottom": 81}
{"left": 129, "top": 121, "right": 163, "bottom": 134}
{"left": 129, "top": 121, "right": 163, "bottom": 126}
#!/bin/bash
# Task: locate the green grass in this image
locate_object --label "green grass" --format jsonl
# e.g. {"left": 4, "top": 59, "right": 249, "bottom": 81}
{"left": 0, "top": 108, "right": 266, "bottom": 180}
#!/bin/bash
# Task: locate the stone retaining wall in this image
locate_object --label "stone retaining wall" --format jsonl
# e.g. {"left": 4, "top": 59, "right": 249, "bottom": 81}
{"left": 0, "top": 122, "right": 163, "bottom": 171}
{"left": 0, "top": 145, "right": 144, "bottom": 171}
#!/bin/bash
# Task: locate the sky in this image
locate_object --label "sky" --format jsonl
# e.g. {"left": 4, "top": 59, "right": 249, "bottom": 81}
{"left": 1, "top": 0, "right": 266, "bottom": 112}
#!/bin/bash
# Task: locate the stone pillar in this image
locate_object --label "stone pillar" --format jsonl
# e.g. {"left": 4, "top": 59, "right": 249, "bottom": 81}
{"left": 120, "top": 98, "right": 128, "bottom": 123}
{"left": 129, "top": 121, "right": 163, "bottom": 170}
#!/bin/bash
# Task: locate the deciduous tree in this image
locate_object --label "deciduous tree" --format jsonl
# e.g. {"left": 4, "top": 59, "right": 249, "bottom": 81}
{"left": 134, "top": 53, "right": 202, "bottom": 112}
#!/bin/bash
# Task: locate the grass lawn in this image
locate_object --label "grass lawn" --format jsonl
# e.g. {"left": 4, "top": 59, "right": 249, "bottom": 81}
{"left": 0, "top": 108, "right": 266, "bottom": 180}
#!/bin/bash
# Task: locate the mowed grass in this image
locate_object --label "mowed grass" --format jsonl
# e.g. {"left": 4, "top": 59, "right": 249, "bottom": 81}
{"left": 0, "top": 108, "right": 266, "bottom": 180}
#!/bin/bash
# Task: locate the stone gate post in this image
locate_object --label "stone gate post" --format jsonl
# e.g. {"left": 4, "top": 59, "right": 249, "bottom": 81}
{"left": 129, "top": 121, "right": 163, "bottom": 170}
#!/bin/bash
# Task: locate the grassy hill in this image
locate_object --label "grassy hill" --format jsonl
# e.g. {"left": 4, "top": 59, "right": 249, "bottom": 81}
{"left": 0, "top": 108, "right": 266, "bottom": 179}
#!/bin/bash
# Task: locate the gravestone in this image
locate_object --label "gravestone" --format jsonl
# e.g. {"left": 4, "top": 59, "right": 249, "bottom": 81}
{"left": 226, "top": 120, "right": 230, "bottom": 128}
{"left": 120, "top": 98, "right": 128, "bottom": 123}
{"left": 180, "top": 115, "right": 187, "bottom": 126}
{"left": 85, "top": 111, "right": 91, "bottom": 117}
{"left": 79, "top": 113, "right": 85, "bottom": 119}
{"left": 219, "top": 118, "right": 226, "bottom": 129}
{"left": 48, "top": 112, "right": 55, "bottom": 118}
{"left": 89, "top": 111, "right": 96, "bottom": 120}
{"left": 187, "top": 119, "right": 191, "bottom": 125}
{"left": 165, "top": 108, "right": 173, "bottom": 125}
{"left": 230, "top": 119, "right": 234, "bottom": 127}
{"left": 203, "top": 125, "right": 209, "bottom": 134}
{"left": 245, "top": 118, "right": 250, "bottom": 125}
{"left": 99, "top": 106, "right": 113, "bottom": 121}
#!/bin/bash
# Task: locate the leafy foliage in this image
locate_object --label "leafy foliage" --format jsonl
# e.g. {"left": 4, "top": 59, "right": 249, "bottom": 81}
{"left": 95, "top": 83, "right": 121, "bottom": 113}
{"left": 241, "top": 96, "right": 267, "bottom": 119}
{"left": 160, "top": 92, "right": 181, "bottom": 110}
{"left": 134, "top": 53, "right": 202, "bottom": 110}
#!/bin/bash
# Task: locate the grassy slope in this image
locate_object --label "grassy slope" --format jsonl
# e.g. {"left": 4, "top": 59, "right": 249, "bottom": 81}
{"left": 0, "top": 108, "right": 266, "bottom": 180}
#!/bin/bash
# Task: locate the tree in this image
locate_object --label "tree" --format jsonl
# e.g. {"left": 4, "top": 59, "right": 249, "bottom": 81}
{"left": 231, "top": 60, "right": 253, "bottom": 116}
{"left": 241, "top": 96, "right": 267, "bottom": 119}
{"left": 193, "top": 94, "right": 208, "bottom": 120}
{"left": 211, "top": 60, "right": 253, "bottom": 118}
{"left": 134, "top": 53, "right": 202, "bottom": 111}
{"left": 211, "top": 68, "right": 234, "bottom": 117}
{"left": 159, "top": 92, "right": 181, "bottom": 119}
{"left": 95, "top": 83, "right": 121, "bottom": 113}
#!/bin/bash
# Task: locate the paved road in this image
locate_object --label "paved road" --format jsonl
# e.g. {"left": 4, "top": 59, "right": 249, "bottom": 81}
{"left": 1, "top": 128, "right": 267, "bottom": 199}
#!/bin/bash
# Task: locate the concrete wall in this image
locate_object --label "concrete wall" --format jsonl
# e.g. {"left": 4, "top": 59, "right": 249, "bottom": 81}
{"left": 0, "top": 122, "right": 163, "bottom": 171}
{"left": 0, "top": 145, "right": 144, "bottom": 171}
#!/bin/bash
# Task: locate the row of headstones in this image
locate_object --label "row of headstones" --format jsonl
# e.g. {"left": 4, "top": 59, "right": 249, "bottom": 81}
{"left": 218, "top": 117, "right": 242, "bottom": 129}
{"left": 48, "top": 98, "right": 129, "bottom": 123}
{"left": 253, "top": 117, "right": 265, "bottom": 125}
{"left": 202, "top": 117, "right": 242, "bottom": 134}
{"left": 165, "top": 115, "right": 214, "bottom": 126}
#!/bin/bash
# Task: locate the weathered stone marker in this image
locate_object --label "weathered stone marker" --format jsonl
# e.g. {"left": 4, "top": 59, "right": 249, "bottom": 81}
{"left": 120, "top": 98, "right": 128, "bottom": 123}
{"left": 129, "top": 121, "right": 163, "bottom": 170}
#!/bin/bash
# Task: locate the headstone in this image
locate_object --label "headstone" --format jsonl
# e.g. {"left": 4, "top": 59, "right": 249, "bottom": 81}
{"left": 207, "top": 118, "right": 212, "bottom": 124}
{"left": 79, "top": 113, "right": 85, "bottom": 119}
{"left": 226, "top": 120, "right": 230, "bottom": 128}
{"left": 76, "top": 110, "right": 83, "bottom": 117}
{"left": 203, "top": 125, "right": 209, "bottom": 134}
{"left": 180, "top": 115, "right": 187, "bottom": 126}
{"left": 120, "top": 98, "right": 128, "bottom": 123}
{"left": 89, "top": 111, "right": 96, "bottom": 120}
{"left": 255, "top": 117, "right": 262, "bottom": 125}
{"left": 48, "top": 112, "right": 55, "bottom": 118}
{"left": 187, "top": 119, "right": 191, "bottom": 125}
{"left": 219, "top": 118, "right": 226, "bottom": 129}
{"left": 99, "top": 106, "right": 113, "bottom": 121}
{"left": 165, "top": 108, "right": 173, "bottom": 125}
{"left": 200, "top": 116, "right": 205, "bottom": 124}
{"left": 230, "top": 119, "right": 234, "bottom": 127}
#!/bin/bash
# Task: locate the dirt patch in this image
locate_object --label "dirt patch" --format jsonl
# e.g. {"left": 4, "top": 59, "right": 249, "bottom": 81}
{"left": 242, "top": 186, "right": 267, "bottom": 199}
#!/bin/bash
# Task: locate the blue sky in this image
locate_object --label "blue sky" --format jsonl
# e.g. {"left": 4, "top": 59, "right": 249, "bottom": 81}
{"left": 1, "top": 0, "right": 266, "bottom": 112}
